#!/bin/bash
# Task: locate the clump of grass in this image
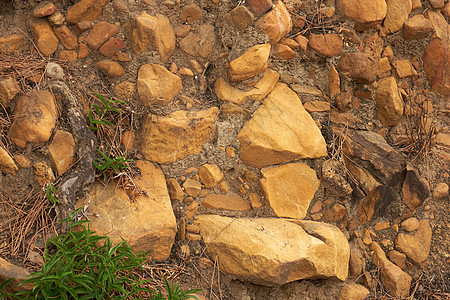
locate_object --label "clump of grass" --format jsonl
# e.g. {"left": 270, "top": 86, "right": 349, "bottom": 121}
{"left": 88, "top": 93, "right": 125, "bottom": 131}
{"left": 93, "top": 149, "right": 134, "bottom": 182}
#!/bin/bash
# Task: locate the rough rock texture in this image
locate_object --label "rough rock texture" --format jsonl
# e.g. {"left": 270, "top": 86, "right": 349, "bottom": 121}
{"left": 201, "top": 193, "right": 251, "bottom": 211}
{"left": 260, "top": 163, "right": 320, "bottom": 219}
{"left": 402, "top": 166, "right": 431, "bottom": 211}
{"left": 95, "top": 60, "right": 124, "bottom": 78}
{"left": 375, "top": 76, "right": 404, "bottom": 127}
{"left": 196, "top": 215, "right": 350, "bottom": 286}
{"left": 86, "top": 22, "right": 119, "bottom": 50}
{"left": 403, "top": 15, "right": 434, "bottom": 40}
{"left": 167, "top": 178, "right": 184, "bottom": 201}
{"left": 137, "top": 64, "right": 182, "bottom": 106}
{"left": 141, "top": 107, "right": 218, "bottom": 163}
{"left": 423, "top": 37, "right": 450, "bottom": 95}
{"left": 0, "top": 35, "right": 26, "bottom": 54}
{"left": 308, "top": 34, "right": 343, "bottom": 57}
{"left": 76, "top": 160, "right": 177, "bottom": 260}
{"left": 0, "top": 146, "right": 18, "bottom": 175}
{"left": 54, "top": 25, "right": 78, "bottom": 50}
{"left": 255, "top": 1, "right": 292, "bottom": 44}
{"left": 238, "top": 83, "right": 327, "bottom": 168}
{"left": 228, "top": 44, "right": 271, "bottom": 82}
{"left": 48, "top": 130, "right": 75, "bottom": 176}
{"left": 66, "top": 0, "right": 109, "bottom": 24}
{"left": 0, "top": 76, "right": 19, "bottom": 107}
{"left": 338, "top": 283, "right": 370, "bottom": 300}
{"left": 384, "top": 0, "right": 412, "bottom": 33}
{"left": 337, "top": 53, "right": 377, "bottom": 83}
{"left": 0, "top": 257, "right": 33, "bottom": 293}
{"left": 198, "top": 164, "right": 224, "bottom": 188}
{"left": 179, "top": 24, "right": 215, "bottom": 59}
{"left": 131, "top": 12, "right": 175, "bottom": 62}
{"left": 337, "top": 0, "right": 387, "bottom": 25}
{"left": 31, "top": 21, "right": 59, "bottom": 56}
{"left": 9, "top": 90, "right": 57, "bottom": 148}
{"left": 395, "top": 219, "right": 432, "bottom": 266}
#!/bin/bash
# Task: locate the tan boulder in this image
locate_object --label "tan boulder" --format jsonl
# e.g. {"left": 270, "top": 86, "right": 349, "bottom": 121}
{"left": 384, "top": 0, "right": 412, "bottom": 33}
{"left": 338, "top": 283, "right": 370, "bottom": 300}
{"left": 201, "top": 193, "right": 251, "bottom": 211}
{"left": 401, "top": 217, "right": 419, "bottom": 232}
{"left": 215, "top": 69, "right": 279, "bottom": 105}
{"left": 196, "top": 215, "right": 349, "bottom": 286}
{"left": 33, "top": 1, "right": 56, "bottom": 18}
{"left": 423, "top": 37, "right": 450, "bottom": 95}
{"left": 260, "top": 162, "right": 320, "bottom": 219}
{"left": 198, "top": 164, "right": 223, "bottom": 188}
{"left": 256, "top": 1, "right": 292, "bottom": 44}
{"left": 137, "top": 64, "right": 182, "bottom": 106}
{"left": 141, "top": 107, "right": 218, "bottom": 163}
{"left": 0, "top": 76, "right": 19, "bottom": 107}
{"left": 167, "top": 178, "right": 184, "bottom": 201}
{"left": 375, "top": 77, "right": 404, "bottom": 127}
{"left": 95, "top": 60, "right": 124, "bottom": 78}
{"left": 0, "top": 146, "right": 18, "bottom": 175}
{"left": 66, "top": 0, "right": 109, "bottom": 24}
{"left": 48, "top": 130, "right": 75, "bottom": 176}
{"left": 9, "top": 90, "right": 57, "bottom": 148}
{"left": 0, "top": 34, "right": 26, "bottom": 54}
{"left": 395, "top": 219, "right": 432, "bottom": 266}
{"left": 31, "top": 21, "right": 59, "bottom": 56}
{"left": 424, "top": 10, "right": 450, "bottom": 41}
{"left": 178, "top": 24, "right": 215, "bottom": 59}
{"left": 86, "top": 22, "right": 119, "bottom": 50}
{"left": 76, "top": 160, "right": 177, "bottom": 260}
{"left": 433, "top": 182, "right": 449, "bottom": 199}
{"left": 337, "top": 0, "right": 387, "bottom": 26}
{"left": 0, "top": 257, "right": 33, "bottom": 293}
{"left": 246, "top": 0, "right": 273, "bottom": 17}
{"left": 403, "top": 15, "right": 433, "bottom": 40}
{"left": 237, "top": 83, "right": 327, "bottom": 168}
{"left": 308, "top": 34, "right": 343, "bottom": 57}
{"left": 131, "top": 12, "right": 175, "bottom": 62}
{"left": 303, "top": 101, "right": 331, "bottom": 112}
{"left": 228, "top": 44, "right": 271, "bottom": 82}
{"left": 183, "top": 178, "right": 202, "bottom": 197}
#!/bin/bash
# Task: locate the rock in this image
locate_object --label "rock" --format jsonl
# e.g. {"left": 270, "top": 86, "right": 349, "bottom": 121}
{"left": 179, "top": 24, "right": 215, "bottom": 59}
{"left": 247, "top": 0, "right": 273, "bottom": 17}
{"left": 167, "top": 178, "right": 184, "bottom": 201}
{"left": 141, "top": 107, "right": 218, "bottom": 163}
{"left": 86, "top": 22, "right": 119, "bottom": 50}
{"left": 436, "top": 133, "right": 450, "bottom": 149}
{"left": 323, "top": 203, "right": 347, "bottom": 223}
{"left": 99, "top": 38, "right": 125, "bottom": 57}
{"left": 121, "top": 130, "right": 135, "bottom": 151}
{"left": 45, "top": 62, "right": 65, "bottom": 80}
{"left": 384, "top": 0, "right": 412, "bottom": 33}
{"left": 238, "top": 83, "right": 327, "bottom": 168}
{"left": 403, "top": 15, "right": 433, "bottom": 40}
{"left": 33, "top": 1, "right": 56, "bottom": 18}
{"left": 402, "top": 166, "right": 430, "bottom": 211}
{"left": 114, "top": 81, "right": 135, "bottom": 100}
{"left": 219, "top": 181, "right": 230, "bottom": 194}
{"left": 54, "top": 25, "right": 78, "bottom": 50}
{"left": 66, "top": 0, "right": 109, "bottom": 24}
{"left": 429, "top": 0, "right": 445, "bottom": 9}
{"left": 48, "top": 12, "right": 65, "bottom": 26}
{"left": 186, "top": 201, "right": 199, "bottom": 219}
{"left": 76, "top": 161, "right": 177, "bottom": 260}
{"left": 228, "top": 44, "right": 271, "bottom": 81}
{"left": 76, "top": 21, "right": 92, "bottom": 34}
{"left": 0, "top": 76, "right": 19, "bottom": 107}
{"left": 329, "top": 65, "right": 340, "bottom": 99}
{"left": 271, "top": 44, "right": 295, "bottom": 59}
{"left": 308, "top": 34, "right": 344, "bottom": 57}
{"left": 31, "top": 21, "right": 59, "bottom": 56}
{"left": 131, "top": 12, "right": 175, "bottom": 62}
{"left": 370, "top": 242, "right": 412, "bottom": 298}
{"left": 303, "top": 101, "right": 331, "bottom": 112}
{"left": 137, "top": 64, "right": 182, "bottom": 106}
{"left": 401, "top": 217, "right": 419, "bottom": 232}
{"left": 58, "top": 50, "right": 78, "bottom": 62}
{"left": 338, "top": 283, "right": 370, "bottom": 300}
{"left": 180, "top": 4, "right": 202, "bottom": 23}
{"left": 0, "top": 257, "right": 33, "bottom": 293}
{"left": 9, "top": 90, "right": 57, "bottom": 148}
{"left": 433, "top": 182, "right": 449, "bottom": 199}
{"left": 183, "top": 178, "right": 202, "bottom": 197}
{"left": 225, "top": 6, "right": 254, "bottom": 31}
{"left": 95, "top": 60, "right": 124, "bottom": 78}
{"left": 424, "top": 10, "right": 450, "bottom": 41}
{"left": 33, "top": 161, "right": 55, "bottom": 186}
{"left": 48, "top": 130, "right": 75, "bottom": 176}
{"left": 349, "top": 251, "right": 363, "bottom": 277}
{"left": 389, "top": 250, "right": 407, "bottom": 269}
{"left": 395, "top": 219, "right": 432, "bottom": 266}
{"left": 78, "top": 43, "right": 90, "bottom": 59}
{"left": 202, "top": 193, "right": 251, "bottom": 211}
{"left": 377, "top": 57, "right": 392, "bottom": 75}
{"left": 112, "top": 51, "right": 131, "bottom": 62}
{"left": 337, "top": 52, "right": 377, "bottom": 83}
{"left": 196, "top": 215, "right": 350, "bottom": 285}
{"left": 249, "top": 193, "right": 262, "bottom": 208}
{"left": 198, "top": 164, "right": 223, "bottom": 188}
{"left": 260, "top": 162, "right": 320, "bottom": 219}
{"left": 0, "top": 34, "right": 26, "bottom": 54}
{"left": 0, "top": 146, "right": 18, "bottom": 175}
{"left": 423, "top": 37, "right": 450, "bottom": 95}
{"left": 256, "top": 0, "right": 292, "bottom": 44}
{"left": 295, "top": 35, "right": 308, "bottom": 52}
{"left": 393, "top": 60, "right": 417, "bottom": 78}
{"left": 214, "top": 69, "right": 279, "bottom": 105}
{"left": 336, "top": 92, "right": 353, "bottom": 112}
{"left": 375, "top": 76, "right": 404, "bottom": 127}
{"left": 321, "top": 160, "right": 353, "bottom": 196}
{"left": 337, "top": 0, "right": 387, "bottom": 26}
{"left": 375, "top": 222, "right": 390, "bottom": 231}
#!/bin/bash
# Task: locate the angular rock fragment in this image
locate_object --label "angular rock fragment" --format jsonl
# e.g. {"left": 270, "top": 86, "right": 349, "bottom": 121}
{"left": 375, "top": 76, "right": 404, "bottom": 127}
{"left": 402, "top": 166, "right": 431, "bottom": 211}
{"left": 66, "top": 0, "right": 109, "bottom": 24}
{"left": 198, "top": 164, "right": 223, "bottom": 188}
{"left": 0, "top": 76, "right": 19, "bottom": 107}
{"left": 423, "top": 37, "right": 450, "bottom": 95}
{"left": 48, "top": 130, "right": 75, "bottom": 176}
{"left": 256, "top": 1, "right": 292, "bottom": 44}
{"left": 0, "top": 257, "right": 33, "bottom": 293}
{"left": 396, "top": 219, "right": 432, "bottom": 266}
{"left": 228, "top": 44, "right": 271, "bottom": 82}
{"left": 337, "top": 53, "right": 377, "bottom": 84}
{"left": 308, "top": 34, "right": 343, "bottom": 57}
{"left": 179, "top": 24, "right": 215, "bottom": 59}
{"left": 86, "top": 22, "right": 119, "bottom": 50}
{"left": 31, "top": 21, "right": 59, "bottom": 56}
{"left": 337, "top": 0, "right": 387, "bottom": 26}
{"left": 0, "top": 146, "right": 18, "bottom": 176}
{"left": 384, "top": 0, "right": 412, "bottom": 33}
{"left": 0, "top": 35, "right": 26, "bottom": 54}
{"left": 403, "top": 15, "right": 434, "bottom": 40}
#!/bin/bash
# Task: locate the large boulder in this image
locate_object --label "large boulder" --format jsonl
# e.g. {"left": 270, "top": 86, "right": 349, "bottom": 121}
{"left": 337, "top": 0, "right": 387, "bottom": 26}
{"left": 196, "top": 215, "right": 350, "bottom": 286}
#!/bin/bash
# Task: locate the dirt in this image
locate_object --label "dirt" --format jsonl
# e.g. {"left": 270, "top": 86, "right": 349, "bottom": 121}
{"left": 0, "top": 0, "right": 449, "bottom": 299}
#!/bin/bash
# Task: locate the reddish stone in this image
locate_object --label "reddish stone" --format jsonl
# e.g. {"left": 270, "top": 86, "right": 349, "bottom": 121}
{"left": 78, "top": 43, "right": 90, "bottom": 59}
{"left": 309, "top": 34, "right": 343, "bottom": 57}
{"left": 423, "top": 37, "right": 450, "bottom": 95}
{"left": 54, "top": 26, "right": 78, "bottom": 50}
{"left": 86, "top": 22, "right": 119, "bottom": 50}
{"left": 272, "top": 44, "right": 295, "bottom": 59}
{"left": 256, "top": 1, "right": 292, "bottom": 44}
{"left": 31, "top": 22, "right": 59, "bottom": 56}
{"left": 180, "top": 4, "right": 202, "bottom": 23}
{"left": 99, "top": 38, "right": 125, "bottom": 57}
{"left": 33, "top": 1, "right": 57, "bottom": 18}
{"left": 76, "top": 21, "right": 92, "bottom": 35}
{"left": 294, "top": 35, "right": 308, "bottom": 52}
{"left": 247, "top": 0, "right": 273, "bottom": 17}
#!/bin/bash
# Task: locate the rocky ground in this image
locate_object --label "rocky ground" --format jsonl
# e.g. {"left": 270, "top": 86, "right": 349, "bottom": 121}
{"left": 0, "top": 0, "right": 449, "bottom": 299}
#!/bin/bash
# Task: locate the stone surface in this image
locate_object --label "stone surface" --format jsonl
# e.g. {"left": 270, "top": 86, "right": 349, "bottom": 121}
{"left": 401, "top": 217, "right": 419, "bottom": 232}
{"left": 433, "top": 182, "right": 449, "bottom": 199}
{"left": 271, "top": 44, "right": 295, "bottom": 59}
{"left": 54, "top": 25, "right": 78, "bottom": 50}
{"left": 322, "top": 203, "right": 347, "bottom": 223}
{"left": 337, "top": 53, "right": 377, "bottom": 84}
{"left": 338, "top": 283, "right": 370, "bottom": 300}
{"left": 215, "top": 69, "right": 279, "bottom": 105}
{"left": 226, "top": 6, "right": 254, "bottom": 31}
{"left": 86, "top": 22, "right": 119, "bottom": 50}
{"left": 198, "top": 164, "right": 224, "bottom": 188}
{"left": 180, "top": 4, "right": 202, "bottom": 23}
{"left": 9, "top": 90, "right": 57, "bottom": 148}
{"left": 48, "top": 130, "right": 75, "bottom": 176}
{"left": 423, "top": 37, "right": 450, "bottom": 95}
{"left": 0, "top": 257, "right": 33, "bottom": 293}
{"left": 99, "top": 38, "right": 125, "bottom": 57}
{"left": 137, "top": 64, "right": 182, "bottom": 106}
{"left": 114, "top": 81, "right": 135, "bottom": 100}
{"left": 167, "top": 178, "right": 184, "bottom": 201}
{"left": 179, "top": 24, "right": 215, "bottom": 59}
{"left": 384, "top": 0, "right": 412, "bottom": 33}
{"left": 349, "top": 251, "right": 363, "bottom": 277}
{"left": 402, "top": 166, "right": 431, "bottom": 211}
{"left": 78, "top": 43, "right": 90, "bottom": 59}
{"left": 238, "top": 83, "right": 327, "bottom": 168}
{"left": 371, "top": 242, "right": 412, "bottom": 298}
{"left": 31, "top": 21, "right": 59, "bottom": 56}
{"left": 337, "top": 0, "right": 387, "bottom": 25}
{"left": 66, "top": 0, "right": 109, "bottom": 24}
{"left": 308, "top": 34, "right": 343, "bottom": 57}
{"left": 395, "top": 219, "right": 432, "bottom": 266}
{"left": 403, "top": 15, "right": 434, "bottom": 40}
{"left": 76, "top": 161, "right": 177, "bottom": 260}
{"left": 247, "top": 0, "right": 273, "bottom": 17}
{"left": 0, "top": 35, "right": 26, "bottom": 54}
{"left": 375, "top": 76, "right": 404, "bottom": 127}
{"left": 228, "top": 44, "right": 271, "bottom": 82}
{"left": 255, "top": 1, "right": 292, "bottom": 44}
{"left": 141, "top": 107, "right": 218, "bottom": 163}
{"left": 45, "top": 62, "right": 64, "bottom": 80}
{"left": 303, "top": 101, "right": 331, "bottom": 113}
{"left": 33, "top": 1, "right": 56, "bottom": 18}
{"left": 0, "top": 146, "right": 18, "bottom": 175}
{"left": 58, "top": 50, "right": 78, "bottom": 62}
{"left": 0, "top": 76, "right": 19, "bottom": 107}
{"left": 196, "top": 215, "right": 350, "bottom": 286}
{"left": 183, "top": 178, "right": 202, "bottom": 197}
{"left": 429, "top": 0, "right": 445, "bottom": 9}
{"left": 336, "top": 92, "right": 353, "bottom": 112}
{"left": 424, "top": 10, "right": 450, "bottom": 41}
{"left": 202, "top": 193, "right": 251, "bottom": 211}
{"left": 329, "top": 65, "right": 340, "bottom": 99}
{"left": 95, "top": 60, "right": 124, "bottom": 78}
{"left": 393, "top": 60, "right": 416, "bottom": 78}
{"left": 33, "top": 161, "right": 55, "bottom": 186}
{"left": 377, "top": 57, "right": 392, "bottom": 75}
{"left": 389, "top": 250, "right": 407, "bottom": 269}
{"left": 131, "top": 12, "right": 175, "bottom": 62}
{"left": 260, "top": 162, "right": 320, "bottom": 219}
